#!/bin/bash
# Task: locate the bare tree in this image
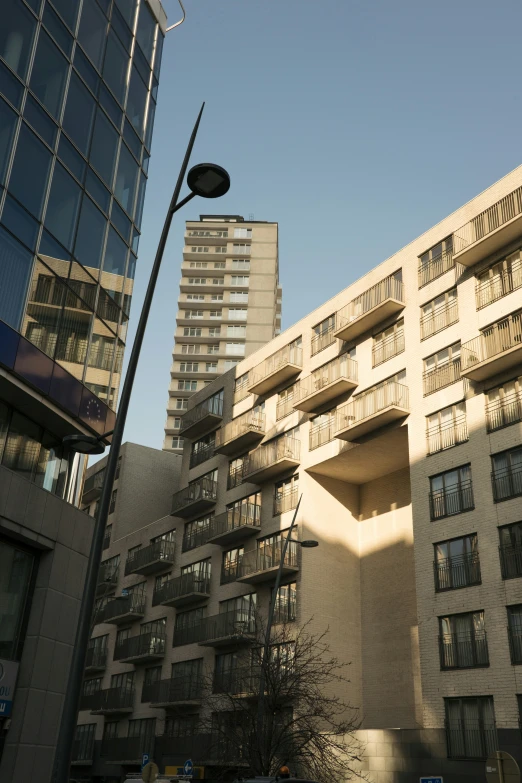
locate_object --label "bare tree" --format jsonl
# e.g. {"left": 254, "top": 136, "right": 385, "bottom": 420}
{"left": 199, "top": 620, "right": 365, "bottom": 783}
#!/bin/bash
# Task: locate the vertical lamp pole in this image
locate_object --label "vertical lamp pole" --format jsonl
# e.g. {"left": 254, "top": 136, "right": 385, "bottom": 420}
{"left": 52, "top": 103, "right": 230, "bottom": 783}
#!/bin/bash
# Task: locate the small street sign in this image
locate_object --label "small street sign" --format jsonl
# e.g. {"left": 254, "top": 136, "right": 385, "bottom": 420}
{"left": 420, "top": 778, "right": 443, "bottom": 783}
{"left": 184, "top": 759, "right": 194, "bottom": 777}
{"left": 141, "top": 753, "right": 150, "bottom": 770}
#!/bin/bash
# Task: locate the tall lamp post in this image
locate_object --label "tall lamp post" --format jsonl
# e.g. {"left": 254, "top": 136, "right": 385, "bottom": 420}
{"left": 52, "top": 103, "right": 230, "bottom": 783}
{"left": 255, "top": 495, "right": 318, "bottom": 773}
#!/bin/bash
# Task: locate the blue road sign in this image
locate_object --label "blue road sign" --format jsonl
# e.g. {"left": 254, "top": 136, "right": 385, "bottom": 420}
{"left": 184, "top": 759, "right": 194, "bottom": 776}
{"left": 141, "top": 753, "right": 150, "bottom": 771}
{"left": 420, "top": 778, "right": 443, "bottom": 783}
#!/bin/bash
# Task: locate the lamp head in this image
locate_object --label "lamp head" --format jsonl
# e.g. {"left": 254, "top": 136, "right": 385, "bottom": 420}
{"left": 187, "top": 163, "right": 230, "bottom": 199}
{"left": 62, "top": 434, "right": 106, "bottom": 456}
{"left": 300, "top": 540, "right": 319, "bottom": 548}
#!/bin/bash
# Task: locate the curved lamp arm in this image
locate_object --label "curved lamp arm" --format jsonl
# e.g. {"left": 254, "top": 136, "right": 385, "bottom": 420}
{"left": 166, "top": 0, "right": 186, "bottom": 31}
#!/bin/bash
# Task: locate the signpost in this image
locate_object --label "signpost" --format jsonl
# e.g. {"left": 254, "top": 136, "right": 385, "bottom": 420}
{"left": 420, "top": 778, "right": 443, "bottom": 783}
{"left": 183, "top": 759, "right": 194, "bottom": 777}
{"left": 0, "top": 659, "right": 19, "bottom": 717}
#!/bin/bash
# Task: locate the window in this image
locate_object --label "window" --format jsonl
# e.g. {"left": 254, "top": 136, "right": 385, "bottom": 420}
{"left": 485, "top": 375, "right": 522, "bottom": 432}
{"left": 179, "top": 362, "right": 199, "bottom": 373}
{"left": 430, "top": 465, "right": 473, "bottom": 519}
{"left": 215, "top": 246, "right": 226, "bottom": 253}
{"left": 190, "top": 247, "right": 209, "bottom": 253}
{"left": 171, "top": 436, "right": 184, "bottom": 449}
{"left": 476, "top": 248, "right": 522, "bottom": 309}
{"left": 311, "top": 314, "right": 335, "bottom": 355}
{"left": 233, "top": 243, "right": 250, "bottom": 254}
{"left": 62, "top": 71, "right": 96, "bottom": 155}
{"left": 225, "top": 342, "right": 245, "bottom": 356}
{"left": 183, "top": 515, "right": 212, "bottom": 552}
{"left": 181, "top": 344, "right": 201, "bottom": 355}
{"left": 439, "top": 611, "right": 488, "bottom": 669}
{"left": 228, "top": 307, "right": 247, "bottom": 320}
{"left": 187, "top": 294, "right": 205, "bottom": 301}
{"left": 206, "top": 362, "right": 217, "bottom": 372}
{"left": 418, "top": 236, "right": 454, "bottom": 287}
{"left": 228, "top": 455, "right": 245, "bottom": 489}
{"left": 175, "top": 398, "right": 188, "bottom": 409}
{"left": 189, "top": 261, "right": 207, "bottom": 268}
{"left": 309, "top": 410, "right": 336, "bottom": 450}
{"left": 183, "top": 327, "right": 202, "bottom": 338}
{"left": 211, "top": 294, "right": 223, "bottom": 302}
{"left": 103, "top": 31, "right": 129, "bottom": 105}
{"left": 0, "top": 0, "right": 37, "bottom": 80}
{"left": 170, "top": 417, "right": 181, "bottom": 430}
{"left": 227, "top": 325, "right": 246, "bottom": 338}
{"left": 231, "top": 275, "right": 249, "bottom": 286}
{"left": 111, "top": 671, "right": 135, "bottom": 692}
{"left": 212, "top": 277, "right": 224, "bottom": 285}
{"left": 445, "top": 697, "right": 496, "bottom": 759}
{"left": 82, "top": 677, "right": 102, "bottom": 697}
{"left": 165, "top": 714, "right": 199, "bottom": 737}
{"left": 274, "top": 476, "right": 299, "bottom": 515}
{"left": 221, "top": 546, "right": 244, "bottom": 584}
{"left": 73, "top": 723, "right": 96, "bottom": 761}
{"left": 232, "top": 259, "right": 250, "bottom": 270}
{"left": 141, "top": 666, "right": 162, "bottom": 701}
{"left": 423, "top": 342, "right": 461, "bottom": 395}
{"left": 210, "top": 310, "right": 222, "bottom": 319}
{"left": 273, "top": 582, "right": 297, "bottom": 624}
{"left": 0, "top": 540, "right": 36, "bottom": 659}
{"left": 421, "top": 289, "right": 458, "bottom": 340}
{"left": 103, "top": 721, "right": 119, "bottom": 740}
{"left": 508, "top": 605, "right": 522, "bottom": 664}
{"left": 109, "top": 489, "right": 117, "bottom": 514}
{"left": 214, "top": 260, "right": 226, "bottom": 266}
{"left": 30, "top": 29, "right": 68, "bottom": 119}
{"left": 127, "top": 717, "right": 156, "bottom": 745}
{"left": 173, "top": 607, "right": 205, "bottom": 646}
{"left": 89, "top": 109, "right": 119, "bottom": 189}
{"left": 185, "top": 310, "right": 203, "bottom": 319}
{"left": 234, "top": 228, "right": 252, "bottom": 238}
{"left": 276, "top": 384, "right": 296, "bottom": 420}
{"left": 207, "top": 344, "right": 219, "bottom": 354}
{"left": 188, "top": 277, "right": 206, "bottom": 285}
{"left": 230, "top": 291, "right": 248, "bottom": 303}
{"left": 426, "top": 402, "right": 468, "bottom": 455}
{"left": 209, "top": 327, "right": 221, "bottom": 337}
{"left": 178, "top": 380, "right": 197, "bottom": 391}
{"left": 372, "top": 319, "right": 405, "bottom": 366}
{"left": 491, "top": 446, "right": 522, "bottom": 502}
{"left": 190, "top": 431, "right": 215, "bottom": 468}
{"left": 499, "top": 522, "right": 522, "bottom": 580}
{"left": 434, "top": 534, "right": 480, "bottom": 591}
{"left": 78, "top": 0, "right": 107, "bottom": 69}
{"left": 8, "top": 124, "right": 52, "bottom": 219}
{"left": 234, "top": 372, "right": 250, "bottom": 403}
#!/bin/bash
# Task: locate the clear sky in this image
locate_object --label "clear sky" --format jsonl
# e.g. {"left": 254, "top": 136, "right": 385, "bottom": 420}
{"left": 119, "top": 0, "right": 522, "bottom": 452}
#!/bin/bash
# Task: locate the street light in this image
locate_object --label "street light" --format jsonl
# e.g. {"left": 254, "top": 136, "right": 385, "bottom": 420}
{"left": 52, "top": 103, "right": 230, "bottom": 783}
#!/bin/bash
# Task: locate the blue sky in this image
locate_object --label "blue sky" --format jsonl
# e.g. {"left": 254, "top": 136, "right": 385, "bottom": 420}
{"left": 120, "top": 0, "right": 522, "bottom": 451}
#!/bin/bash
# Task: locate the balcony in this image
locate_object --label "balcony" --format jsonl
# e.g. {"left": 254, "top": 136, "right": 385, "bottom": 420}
{"left": 509, "top": 626, "right": 522, "bottom": 664}
{"left": 88, "top": 686, "right": 135, "bottom": 715}
{"left": 85, "top": 647, "right": 107, "bottom": 673}
{"left": 171, "top": 476, "right": 218, "bottom": 518}
{"left": 153, "top": 573, "right": 211, "bottom": 608}
{"left": 82, "top": 468, "right": 105, "bottom": 503}
{"left": 113, "top": 632, "right": 166, "bottom": 664}
{"left": 418, "top": 248, "right": 455, "bottom": 287}
{"left": 335, "top": 381, "right": 409, "bottom": 441}
{"left": 189, "top": 442, "right": 216, "bottom": 468}
{"left": 445, "top": 722, "right": 497, "bottom": 760}
{"left": 427, "top": 416, "right": 468, "bottom": 455}
{"left": 94, "top": 594, "right": 145, "bottom": 625}
{"left": 71, "top": 736, "right": 95, "bottom": 764}
{"left": 453, "top": 185, "right": 522, "bottom": 267}
{"left": 180, "top": 397, "right": 223, "bottom": 439}
{"left": 199, "top": 609, "right": 256, "bottom": 647}
{"left": 213, "top": 666, "right": 259, "bottom": 698}
{"left": 460, "top": 313, "right": 522, "bottom": 381}
{"left": 492, "top": 463, "right": 522, "bottom": 502}
{"left": 423, "top": 358, "right": 461, "bottom": 395}
{"left": 293, "top": 355, "right": 358, "bottom": 413}
{"left": 274, "top": 486, "right": 298, "bottom": 515}
{"left": 486, "top": 391, "right": 522, "bottom": 432}
{"left": 124, "top": 540, "right": 175, "bottom": 576}
{"left": 248, "top": 343, "right": 303, "bottom": 396}
{"left": 311, "top": 327, "right": 335, "bottom": 355}
{"left": 499, "top": 545, "right": 522, "bottom": 580}
{"left": 237, "top": 539, "right": 299, "bottom": 585}
{"left": 476, "top": 256, "right": 522, "bottom": 309}
{"left": 242, "top": 437, "right": 300, "bottom": 483}
{"left": 144, "top": 676, "right": 203, "bottom": 707}
{"left": 334, "top": 274, "right": 404, "bottom": 341}
{"left": 420, "top": 300, "right": 458, "bottom": 340}
{"left": 96, "top": 561, "right": 118, "bottom": 595}
{"left": 372, "top": 329, "right": 405, "bottom": 367}
{"left": 439, "top": 631, "right": 489, "bottom": 670}
{"left": 434, "top": 552, "right": 481, "bottom": 592}
{"left": 207, "top": 505, "right": 261, "bottom": 546}
{"left": 214, "top": 411, "right": 266, "bottom": 456}
{"left": 429, "top": 480, "right": 474, "bottom": 520}
{"left": 101, "top": 735, "right": 154, "bottom": 763}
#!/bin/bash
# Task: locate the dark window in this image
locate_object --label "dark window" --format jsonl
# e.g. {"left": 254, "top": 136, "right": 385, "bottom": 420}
{"left": 29, "top": 29, "right": 68, "bottom": 120}
{"left": 508, "top": 605, "right": 522, "bottom": 664}
{"left": 114, "top": 142, "right": 138, "bottom": 215}
{"left": 221, "top": 547, "right": 243, "bottom": 584}
{"left": 0, "top": 0, "right": 37, "bottom": 79}
{"left": 0, "top": 540, "right": 36, "bottom": 660}
{"left": 74, "top": 195, "right": 106, "bottom": 272}
{"left": 49, "top": 0, "right": 79, "bottom": 31}
{"left": 102, "top": 31, "right": 128, "bottom": 105}
{"left": 8, "top": 123, "right": 52, "bottom": 218}
{"left": 42, "top": 4, "right": 73, "bottom": 57}
{"left": 73, "top": 46, "right": 100, "bottom": 94}
{"left": 0, "top": 228, "right": 33, "bottom": 328}
{"left": 111, "top": 5, "right": 133, "bottom": 51}
{"left": 0, "top": 59, "right": 24, "bottom": 109}
{"left": 491, "top": 446, "right": 522, "bottom": 502}
{"left": 439, "top": 611, "right": 488, "bottom": 669}
{"left": 109, "top": 489, "right": 117, "bottom": 514}
{"left": 89, "top": 108, "right": 119, "bottom": 187}
{"left": 23, "top": 93, "right": 58, "bottom": 148}
{"left": 78, "top": 0, "right": 108, "bottom": 70}
{"left": 73, "top": 723, "right": 95, "bottom": 762}
{"left": 144, "top": 96, "right": 155, "bottom": 150}
{"left": 114, "top": 0, "right": 137, "bottom": 28}
{"left": 134, "top": 170, "right": 147, "bottom": 230}
{"left": 183, "top": 516, "right": 212, "bottom": 552}
{"left": 499, "top": 522, "right": 522, "bottom": 580}
{"left": 136, "top": 1, "right": 156, "bottom": 63}
{"left": 0, "top": 97, "right": 18, "bottom": 186}
{"left": 173, "top": 607, "right": 205, "bottom": 647}
{"left": 44, "top": 162, "right": 82, "bottom": 250}
{"left": 429, "top": 464, "right": 473, "bottom": 520}
{"left": 189, "top": 430, "right": 216, "bottom": 469}
{"left": 445, "top": 697, "right": 496, "bottom": 759}
{"left": 434, "top": 535, "right": 480, "bottom": 592}
{"left": 126, "top": 66, "right": 147, "bottom": 138}
{"left": 103, "top": 227, "right": 127, "bottom": 276}
{"left": 57, "top": 135, "right": 86, "bottom": 182}
{"left": 273, "top": 582, "right": 296, "bottom": 624}
{"left": 84, "top": 167, "right": 110, "bottom": 213}
{"left": 62, "top": 71, "right": 97, "bottom": 155}
{"left": 1, "top": 194, "right": 39, "bottom": 252}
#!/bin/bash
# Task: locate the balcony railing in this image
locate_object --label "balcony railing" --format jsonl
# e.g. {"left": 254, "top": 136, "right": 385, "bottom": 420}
{"left": 94, "top": 594, "right": 145, "bottom": 624}
{"left": 190, "top": 442, "right": 216, "bottom": 468}
{"left": 248, "top": 343, "right": 303, "bottom": 396}
{"left": 418, "top": 249, "right": 455, "bottom": 287}
{"left": 453, "top": 185, "right": 522, "bottom": 265}
{"left": 335, "top": 274, "right": 404, "bottom": 341}
{"left": 439, "top": 631, "right": 489, "bottom": 669}
{"left": 173, "top": 618, "right": 204, "bottom": 647}
{"left": 125, "top": 540, "right": 175, "bottom": 576}
{"left": 83, "top": 469, "right": 105, "bottom": 502}
{"left": 243, "top": 437, "right": 301, "bottom": 482}
{"left": 97, "top": 561, "right": 119, "bottom": 589}
{"left": 228, "top": 463, "right": 245, "bottom": 489}
{"left": 476, "top": 256, "right": 522, "bottom": 309}
{"left": 276, "top": 394, "right": 295, "bottom": 420}
{"left": 311, "top": 327, "right": 335, "bottom": 355}
{"left": 434, "top": 552, "right": 481, "bottom": 591}
{"left": 309, "top": 417, "right": 335, "bottom": 450}
{"left": 198, "top": 609, "right": 256, "bottom": 646}
{"left": 101, "top": 735, "right": 154, "bottom": 761}
{"left": 423, "top": 359, "right": 461, "bottom": 395}
{"left": 180, "top": 396, "right": 223, "bottom": 437}
{"left": 420, "top": 300, "right": 458, "bottom": 340}
{"left": 429, "top": 480, "right": 474, "bottom": 520}
{"left": 208, "top": 503, "right": 261, "bottom": 545}
{"left": 508, "top": 626, "right": 522, "bottom": 664}
{"left": 499, "top": 545, "right": 522, "bottom": 580}
{"left": 182, "top": 522, "right": 211, "bottom": 552}
{"left": 171, "top": 476, "right": 218, "bottom": 517}
{"left": 85, "top": 646, "right": 107, "bottom": 671}
{"left": 491, "top": 463, "right": 522, "bottom": 502}
{"left": 233, "top": 382, "right": 250, "bottom": 404}
{"left": 461, "top": 313, "right": 522, "bottom": 381}
{"left": 215, "top": 411, "right": 265, "bottom": 455}
{"left": 274, "top": 486, "right": 298, "bottom": 515}
{"left": 72, "top": 735, "right": 95, "bottom": 762}
{"left": 293, "top": 354, "right": 358, "bottom": 413}
{"left": 445, "top": 721, "right": 497, "bottom": 760}
{"left": 153, "top": 573, "right": 211, "bottom": 607}
{"left": 144, "top": 676, "right": 203, "bottom": 705}
{"left": 88, "top": 686, "right": 135, "bottom": 713}
{"left": 426, "top": 416, "right": 468, "bottom": 455}
{"left": 238, "top": 539, "right": 299, "bottom": 583}
{"left": 335, "top": 380, "right": 409, "bottom": 441}
{"left": 113, "top": 632, "right": 166, "bottom": 662}
{"left": 213, "top": 666, "right": 260, "bottom": 696}
{"left": 486, "top": 391, "right": 522, "bottom": 432}
{"left": 372, "top": 330, "right": 405, "bottom": 367}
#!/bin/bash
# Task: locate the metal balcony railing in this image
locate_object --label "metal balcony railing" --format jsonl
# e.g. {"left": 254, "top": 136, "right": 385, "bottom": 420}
{"left": 434, "top": 552, "right": 481, "bottom": 591}
{"left": 309, "top": 417, "right": 335, "bottom": 450}
{"left": 445, "top": 721, "right": 497, "bottom": 760}
{"left": 372, "top": 329, "right": 405, "bottom": 367}
{"left": 499, "top": 545, "right": 522, "bottom": 579}
{"left": 153, "top": 573, "right": 211, "bottom": 605}
{"left": 208, "top": 504, "right": 261, "bottom": 541}
{"left": 454, "top": 185, "right": 522, "bottom": 255}
{"left": 233, "top": 382, "right": 250, "bottom": 404}
{"left": 85, "top": 646, "right": 107, "bottom": 670}
{"left": 249, "top": 343, "right": 303, "bottom": 389}
{"left": 213, "top": 666, "right": 260, "bottom": 696}
{"left": 476, "top": 257, "right": 522, "bottom": 309}
{"left": 173, "top": 619, "right": 204, "bottom": 647}
{"left": 336, "top": 275, "right": 404, "bottom": 332}
{"left": 125, "top": 541, "right": 175, "bottom": 575}
{"left": 276, "top": 394, "right": 295, "bottom": 420}
{"left": 420, "top": 300, "right": 458, "bottom": 340}
{"left": 187, "top": 229, "right": 228, "bottom": 237}
{"left": 199, "top": 609, "right": 256, "bottom": 644}
{"left": 180, "top": 396, "right": 223, "bottom": 434}
{"left": 171, "top": 477, "right": 218, "bottom": 515}
{"left": 228, "top": 463, "right": 245, "bottom": 489}
{"left": 190, "top": 442, "right": 216, "bottom": 468}
{"left": 243, "top": 437, "right": 300, "bottom": 479}
{"left": 72, "top": 735, "right": 95, "bottom": 762}
{"left": 182, "top": 523, "right": 211, "bottom": 552}
{"left": 429, "top": 480, "right": 474, "bottom": 520}
{"left": 294, "top": 354, "right": 358, "bottom": 406}
{"left": 311, "top": 327, "right": 335, "bottom": 355}
{"left": 88, "top": 686, "right": 135, "bottom": 712}
{"left": 336, "top": 380, "right": 409, "bottom": 432}
{"left": 491, "top": 463, "right": 522, "bottom": 502}
{"left": 508, "top": 626, "right": 522, "bottom": 664}
{"left": 238, "top": 539, "right": 299, "bottom": 579}
{"left": 113, "top": 632, "right": 166, "bottom": 661}
{"left": 97, "top": 561, "right": 119, "bottom": 587}
{"left": 439, "top": 631, "right": 489, "bottom": 669}
{"left": 486, "top": 391, "right": 522, "bottom": 432}
{"left": 418, "top": 249, "right": 455, "bottom": 287}
{"left": 94, "top": 594, "right": 145, "bottom": 624}
{"left": 426, "top": 416, "right": 468, "bottom": 455}
{"left": 144, "top": 675, "right": 203, "bottom": 705}
{"left": 215, "top": 411, "right": 265, "bottom": 450}
{"left": 101, "top": 735, "right": 154, "bottom": 761}
{"left": 274, "top": 486, "right": 298, "bottom": 515}
{"left": 423, "top": 359, "right": 461, "bottom": 395}
{"left": 461, "top": 313, "right": 522, "bottom": 373}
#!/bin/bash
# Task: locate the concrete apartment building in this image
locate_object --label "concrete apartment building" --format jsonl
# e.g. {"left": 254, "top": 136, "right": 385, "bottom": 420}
{"left": 163, "top": 215, "right": 282, "bottom": 455}
{"left": 0, "top": 0, "right": 167, "bottom": 780}
{"left": 76, "top": 165, "right": 522, "bottom": 783}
